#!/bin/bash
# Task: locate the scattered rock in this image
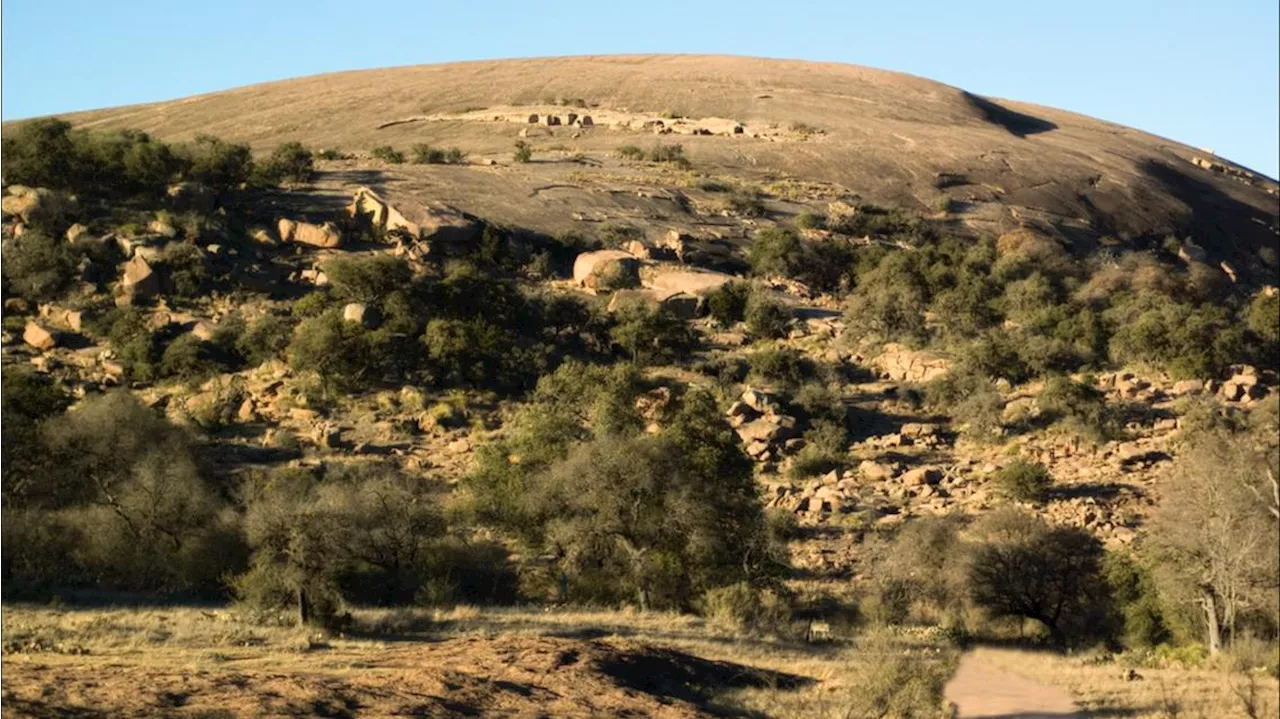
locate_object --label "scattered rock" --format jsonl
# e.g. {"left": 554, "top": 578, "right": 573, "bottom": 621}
{"left": 22, "top": 322, "right": 57, "bottom": 351}
{"left": 115, "top": 255, "right": 161, "bottom": 306}
{"left": 343, "top": 302, "right": 380, "bottom": 328}
{"left": 859, "top": 460, "right": 897, "bottom": 481}
{"left": 872, "top": 343, "right": 951, "bottom": 382}
{"left": 279, "top": 219, "right": 343, "bottom": 248}
{"left": 900, "top": 467, "right": 942, "bottom": 486}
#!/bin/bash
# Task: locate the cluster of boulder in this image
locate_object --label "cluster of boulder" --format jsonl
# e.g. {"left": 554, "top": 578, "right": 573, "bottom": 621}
{"left": 871, "top": 343, "right": 951, "bottom": 383}
{"left": 726, "top": 388, "right": 798, "bottom": 461}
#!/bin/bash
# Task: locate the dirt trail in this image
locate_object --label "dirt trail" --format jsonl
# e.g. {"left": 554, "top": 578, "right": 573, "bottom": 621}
{"left": 944, "top": 649, "right": 1080, "bottom": 719}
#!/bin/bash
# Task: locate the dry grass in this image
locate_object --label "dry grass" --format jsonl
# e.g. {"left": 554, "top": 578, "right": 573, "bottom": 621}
{"left": 976, "top": 646, "right": 1280, "bottom": 719}
{"left": 2, "top": 603, "right": 956, "bottom": 718}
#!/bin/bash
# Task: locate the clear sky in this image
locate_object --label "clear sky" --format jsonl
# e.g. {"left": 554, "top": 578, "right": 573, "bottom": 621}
{"left": 3, "top": 0, "right": 1278, "bottom": 177}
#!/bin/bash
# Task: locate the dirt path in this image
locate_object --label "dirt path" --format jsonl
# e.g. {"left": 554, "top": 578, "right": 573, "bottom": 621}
{"left": 944, "top": 649, "right": 1081, "bottom": 719}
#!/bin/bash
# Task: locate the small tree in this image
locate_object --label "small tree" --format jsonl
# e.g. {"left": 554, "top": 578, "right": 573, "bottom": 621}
{"left": 1149, "top": 430, "right": 1279, "bottom": 653}
{"left": 1, "top": 230, "right": 80, "bottom": 301}
{"left": 513, "top": 141, "right": 533, "bottom": 163}
{"left": 967, "top": 509, "right": 1112, "bottom": 646}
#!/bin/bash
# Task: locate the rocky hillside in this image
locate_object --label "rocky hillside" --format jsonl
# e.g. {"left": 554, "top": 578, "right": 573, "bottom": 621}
{"left": 2, "top": 56, "right": 1278, "bottom": 658}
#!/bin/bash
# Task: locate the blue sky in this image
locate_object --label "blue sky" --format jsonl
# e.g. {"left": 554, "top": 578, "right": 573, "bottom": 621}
{"left": 3, "top": 1, "right": 1278, "bottom": 177}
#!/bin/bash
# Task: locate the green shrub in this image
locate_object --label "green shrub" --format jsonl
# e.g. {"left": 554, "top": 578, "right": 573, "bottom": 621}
{"left": 701, "top": 581, "right": 791, "bottom": 634}
{"left": 617, "top": 145, "right": 645, "bottom": 160}
{"left": 795, "top": 211, "right": 826, "bottom": 230}
{"left": 728, "top": 192, "right": 766, "bottom": 218}
{"left": 2, "top": 368, "right": 70, "bottom": 506}
{"left": 844, "top": 251, "right": 929, "bottom": 344}
{"left": 747, "top": 345, "right": 808, "bottom": 388}
{"left": 236, "top": 315, "right": 296, "bottom": 367}
{"left": 744, "top": 290, "right": 790, "bottom": 339}
{"left": 176, "top": 134, "right": 253, "bottom": 192}
{"left": 706, "top": 282, "right": 751, "bottom": 326}
{"left": 1106, "top": 293, "right": 1246, "bottom": 379}
{"left": 1037, "top": 375, "right": 1116, "bottom": 440}
{"left": 993, "top": 459, "right": 1053, "bottom": 503}
{"left": 789, "top": 419, "right": 847, "bottom": 478}
{"left": 315, "top": 148, "right": 347, "bottom": 160}
{"left": 1, "top": 230, "right": 80, "bottom": 300}
{"left": 159, "top": 241, "right": 210, "bottom": 298}
{"left": 512, "top": 141, "right": 532, "bottom": 163}
{"left": 411, "top": 143, "right": 446, "bottom": 164}
{"left": 288, "top": 310, "right": 383, "bottom": 395}
{"left": 158, "top": 333, "right": 221, "bottom": 382}
{"left": 257, "top": 141, "right": 313, "bottom": 185}
{"left": 647, "top": 143, "right": 688, "bottom": 166}
{"left": 1, "top": 120, "right": 180, "bottom": 199}
{"left": 1247, "top": 291, "right": 1279, "bottom": 346}
{"left": 324, "top": 255, "right": 414, "bottom": 304}
{"left": 608, "top": 299, "right": 694, "bottom": 365}
{"left": 926, "top": 370, "right": 1004, "bottom": 442}
{"left": 371, "top": 145, "right": 406, "bottom": 164}
{"left": 748, "top": 228, "right": 804, "bottom": 278}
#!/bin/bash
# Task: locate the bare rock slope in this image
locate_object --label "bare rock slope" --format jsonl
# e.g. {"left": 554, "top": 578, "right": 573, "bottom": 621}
{"left": 47, "top": 55, "right": 1279, "bottom": 280}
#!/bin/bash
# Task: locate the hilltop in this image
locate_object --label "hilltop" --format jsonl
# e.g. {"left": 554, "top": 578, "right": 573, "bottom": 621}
{"left": 52, "top": 55, "right": 1280, "bottom": 281}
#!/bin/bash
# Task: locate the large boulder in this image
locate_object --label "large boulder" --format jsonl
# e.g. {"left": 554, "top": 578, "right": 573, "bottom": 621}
{"left": 278, "top": 219, "right": 343, "bottom": 248}
{"left": 872, "top": 343, "right": 951, "bottom": 383}
{"left": 648, "top": 269, "right": 734, "bottom": 297}
{"left": 114, "top": 255, "right": 161, "bottom": 306}
{"left": 22, "top": 322, "right": 57, "bottom": 351}
{"left": 573, "top": 250, "right": 640, "bottom": 290}
{"left": 347, "top": 186, "right": 481, "bottom": 249}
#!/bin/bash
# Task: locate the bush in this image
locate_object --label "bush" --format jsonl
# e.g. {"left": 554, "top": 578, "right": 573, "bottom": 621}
{"left": 789, "top": 419, "right": 847, "bottom": 478}
{"left": 1, "top": 368, "right": 70, "bottom": 506}
{"left": 728, "top": 192, "right": 767, "bottom": 218}
{"left": 706, "top": 282, "right": 751, "bottom": 327}
{"left": 411, "top": 143, "right": 445, "bottom": 164}
{"left": 1, "top": 230, "right": 80, "bottom": 300}
{"left": 647, "top": 143, "right": 688, "bottom": 166}
{"left": 744, "top": 290, "right": 790, "bottom": 339}
{"left": 617, "top": 145, "right": 645, "bottom": 160}
{"left": 748, "top": 228, "right": 804, "bottom": 278}
{"left": 993, "top": 459, "right": 1053, "bottom": 503}
{"left": 512, "top": 141, "right": 532, "bottom": 163}
{"left": 24, "top": 392, "right": 234, "bottom": 592}
{"left": 701, "top": 581, "right": 791, "bottom": 634}
{"left": 159, "top": 241, "right": 210, "bottom": 298}
{"left": 467, "top": 390, "right": 773, "bottom": 610}
{"left": 1036, "top": 375, "right": 1116, "bottom": 440}
{"left": 1247, "top": 291, "right": 1280, "bottom": 346}
{"left": 236, "top": 314, "right": 296, "bottom": 367}
{"left": 795, "top": 211, "right": 826, "bottom": 230}
{"left": 926, "top": 370, "right": 1005, "bottom": 442}
{"left": 257, "top": 141, "right": 313, "bottom": 184}
{"left": 371, "top": 145, "right": 405, "bottom": 164}
{"left": 747, "top": 345, "right": 808, "bottom": 388}
{"left": 844, "top": 251, "right": 929, "bottom": 344}
{"left": 324, "top": 255, "right": 414, "bottom": 304}
{"left": 176, "top": 134, "right": 253, "bottom": 192}
{"left": 609, "top": 300, "right": 694, "bottom": 366}
{"left": 315, "top": 148, "right": 347, "bottom": 160}
{"left": 288, "top": 310, "right": 383, "bottom": 395}
{"left": 1106, "top": 293, "right": 1247, "bottom": 379}
{"left": 158, "top": 333, "right": 221, "bottom": 382}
